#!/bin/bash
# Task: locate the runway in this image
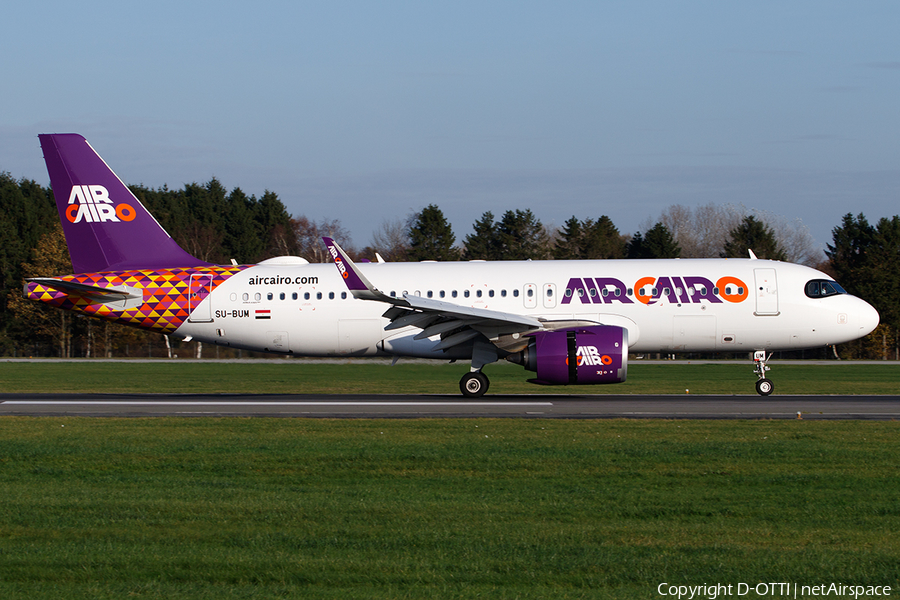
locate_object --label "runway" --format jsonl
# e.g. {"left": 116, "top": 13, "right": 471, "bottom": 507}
{"left": 2, "top": 393, "right": 899, "bottom": 419}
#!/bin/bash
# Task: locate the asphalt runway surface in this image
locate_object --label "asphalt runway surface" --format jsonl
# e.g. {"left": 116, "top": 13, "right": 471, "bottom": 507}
{"left": 2, "top": 393, "right": 899, "bottom": 419}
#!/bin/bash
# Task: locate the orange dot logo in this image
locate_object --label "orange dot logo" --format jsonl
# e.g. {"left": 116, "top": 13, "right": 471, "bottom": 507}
{"left": 717, "top": 276, "right": 748, "bottom": 303}
{"left": 116, "top": 203, "right": 137, "bottom": 222}
{"left": 65, "top": 205, "right": 79, "bottom": 223}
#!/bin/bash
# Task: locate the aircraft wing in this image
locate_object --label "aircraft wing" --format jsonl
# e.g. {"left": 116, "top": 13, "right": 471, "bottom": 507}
{"left": 323, "top": 237, "right": 543, "bottom": 351}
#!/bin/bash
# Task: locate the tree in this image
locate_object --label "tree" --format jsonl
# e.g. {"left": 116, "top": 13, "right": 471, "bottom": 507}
{"left": 7, "top": 224, "right": 75, "bottom": 357}
{"left": 292, "top": 216, "right": 355, "bottom": 263}
{"left": 869, "top": 217, "right": 900, "bottom": 357}
{"left": 554, "top": 215, "right": 625, "bottom": 260}
{"left": 826, "top": 213, "right": 875, "bottom": 296}
{"left": 464, "top": 211, "right": 499, "bottom": 260}
{"left": 553, "top": 216, "right": 583, "bottom": 260}
{"left": 366, "top": 218, "right": 411, "bottom": 262}
{"left": 224, "top": 187, "right": 263, "bottom": 263}
{"left": 581, "top": 216, "right": 625, "bottom": 259}
{"left": 721, "top": 215, "right": 787, "bottom": 261}
{"left": 407, "top": 204, "right": 460, "bottom": 261}
{"left": 627, "top": 223, "right": 681, "bottom": 258}
{"left": 256, "top": 190, "right": 296, "bottom": 259}
{"left": 0, "top": 175, "right": 57, "bottom": 353}
{"left": 496, "top": 209, "right": 549, "bottom": 260}
{"left": 647, "top": 203, "right": 820, "bottom": 263}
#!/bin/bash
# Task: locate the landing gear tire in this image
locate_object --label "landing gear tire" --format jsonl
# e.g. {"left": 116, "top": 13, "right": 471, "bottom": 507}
{"left": 460, "top": 372, "right": 489, "bottom": 398}
{"left": 756, "top": 378, "right": 774, "bottom": 396}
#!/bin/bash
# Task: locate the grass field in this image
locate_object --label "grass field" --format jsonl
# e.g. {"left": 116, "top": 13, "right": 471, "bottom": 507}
{"left": 1, "top": 359, "right": 898, "bottom": 395}
{"left": 1, "top": 361, "right": 897, "bottom": 598}
{"left": 1, "top": 418, "right": 898, "bottom": 599}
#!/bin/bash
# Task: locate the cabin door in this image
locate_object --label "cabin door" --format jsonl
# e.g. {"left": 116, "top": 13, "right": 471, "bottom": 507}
{"left": 754, "top": 269, "right": 779, "bottom": 316}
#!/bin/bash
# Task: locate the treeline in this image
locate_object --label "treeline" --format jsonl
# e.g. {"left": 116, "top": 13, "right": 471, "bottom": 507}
{"left": 1, "top": 172, "right": 897, "bottom": 359}
{"left": 0, "top": 175, "right": 302, "bottom": 357}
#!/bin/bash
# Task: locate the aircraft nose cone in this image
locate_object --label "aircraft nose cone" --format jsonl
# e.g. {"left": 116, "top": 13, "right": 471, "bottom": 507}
{"left": 858, "top": 300, "right": 880, "bottom": 337}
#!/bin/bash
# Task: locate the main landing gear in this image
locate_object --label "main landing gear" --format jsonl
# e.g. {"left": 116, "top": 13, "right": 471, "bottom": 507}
{"left": 753, "top": 351, "right": 774, "bottom": 396}
{"left": 460, "top": 371, "right": 490, "bottom": 398}
{"left": 459, "top": 338, "right": 498, "bottom": 398}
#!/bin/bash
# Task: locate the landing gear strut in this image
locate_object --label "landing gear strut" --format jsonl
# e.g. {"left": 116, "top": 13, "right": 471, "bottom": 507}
{"left": 460, "top": 371, "right": 490, "bottom": 398}
{"left": 753, "top": 351, "right": 774, "bottom": 396}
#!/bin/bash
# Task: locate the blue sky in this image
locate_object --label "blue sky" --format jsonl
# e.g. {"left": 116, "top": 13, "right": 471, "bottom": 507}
{"left": 3, "top": 1, "right": 899, "bottom": 253}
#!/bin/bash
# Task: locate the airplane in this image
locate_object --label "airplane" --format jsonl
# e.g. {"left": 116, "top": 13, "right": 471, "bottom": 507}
{"left": 25, "top": 133, "right": 880, "bottom": 397}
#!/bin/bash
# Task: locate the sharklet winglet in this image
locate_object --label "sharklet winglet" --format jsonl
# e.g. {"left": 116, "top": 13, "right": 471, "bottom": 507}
{"left": 322, "top": 237, "right": 401, "bottom": 304}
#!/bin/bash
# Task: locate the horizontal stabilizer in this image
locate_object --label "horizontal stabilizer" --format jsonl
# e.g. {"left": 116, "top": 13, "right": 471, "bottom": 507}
{"left": 27, "top": 277, "right": 144, "bottom": 309}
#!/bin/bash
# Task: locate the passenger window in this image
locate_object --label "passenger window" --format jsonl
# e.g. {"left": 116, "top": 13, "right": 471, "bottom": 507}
{"left": 452, "top": 290, "right": 458, "bottom": 298}
{"left": 267, "top": 293, "right": 273, "bottom": 300}
{"left": 476, "top": 290, "right": 483, "bottom": 298}
{"left": 341, "top": 292, "right": 347, "bottom": 299}
{"left": 254, "top": 293, "right": 261, "bottom": 301}
{"left": 427, "top": 291, "right": 433, "bottom": 298}
{"left": 465, "top": 290, "right": 470, "bottom": 298}
{"left": 514, "top": 289, "right": 519, "bottom": 297}
{"left": 546, "top": 289, "right": 553, "bottom": 297}
{"left": 527, "top": 289, "right": 533, "bottom": 298}
{"left": 501, "top": 289, "right": 507, "bottom": 297}
{"left": 242, "top": 293, "right": 249, "bottom": 301}
{"left": 489, "top": 290, "right": 494, "bottom": 298}
{"left": 440, "top": 291, "right": 446, "bottom": 298}
{"left": 279, "top": 292, "right": 285, "bottom": 300}
{"left": 292, "top": 292, "right": 298, "bottom": 300}
{"left": 304, "top": 292, "right": 310, "bottom": 300}
{"left": 317, "top": 292, "right": 322, "bottom": 300}
{"left": 329, "top": 292, "right": 335, "bottom": 300}
{"left": 601, "top": 288, "right": 609, "bottom": 297}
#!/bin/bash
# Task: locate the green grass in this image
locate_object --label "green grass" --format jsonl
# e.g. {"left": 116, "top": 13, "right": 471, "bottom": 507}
{"left": 0, "top": 419, "right": 898, "bottom": 599}
{"left": 0, "top": 360, "right": 898, "bottom": 394}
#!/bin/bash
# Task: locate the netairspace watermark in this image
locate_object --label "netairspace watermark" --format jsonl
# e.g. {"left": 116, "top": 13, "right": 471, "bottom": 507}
{"left": 657, "top": 582, "right": 892, "bottom": 599}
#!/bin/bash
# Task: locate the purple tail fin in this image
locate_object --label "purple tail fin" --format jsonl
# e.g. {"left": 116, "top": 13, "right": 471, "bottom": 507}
{"left": 39, "top": 133, "right": 210, "bottom": 273}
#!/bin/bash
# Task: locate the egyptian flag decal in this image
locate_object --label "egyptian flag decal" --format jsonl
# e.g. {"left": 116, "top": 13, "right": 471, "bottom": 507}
{"left": 255, "top": 309, "right": 271, "bottom": 320}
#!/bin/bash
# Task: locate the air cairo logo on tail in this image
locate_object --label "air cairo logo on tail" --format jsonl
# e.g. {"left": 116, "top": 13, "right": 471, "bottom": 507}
{"left": 65, "top": 185, "right": 136, "bottom": 223}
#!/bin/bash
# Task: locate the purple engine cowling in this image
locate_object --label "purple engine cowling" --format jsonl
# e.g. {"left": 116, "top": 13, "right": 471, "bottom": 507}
{"left": 507, "top": 325, "right": 628, "bottom": 385}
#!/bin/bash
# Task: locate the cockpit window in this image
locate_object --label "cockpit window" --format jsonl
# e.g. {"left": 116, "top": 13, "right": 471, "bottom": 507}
{"left": 805, "top": 279, "right": 847, "bottom": 298}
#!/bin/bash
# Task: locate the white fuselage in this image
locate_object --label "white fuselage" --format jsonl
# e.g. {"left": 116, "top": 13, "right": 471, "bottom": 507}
{"left": 174, "top": 258, "right": 879, "bottom": 359}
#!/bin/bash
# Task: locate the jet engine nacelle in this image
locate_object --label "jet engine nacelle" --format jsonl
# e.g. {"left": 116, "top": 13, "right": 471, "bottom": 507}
{"left": 507, "top": 325, "right": 628, "bottom": 385}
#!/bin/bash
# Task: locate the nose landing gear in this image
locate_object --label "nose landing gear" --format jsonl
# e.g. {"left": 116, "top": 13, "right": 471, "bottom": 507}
{"left": 753, "top": 351, "right": 774, "bottom": 396}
